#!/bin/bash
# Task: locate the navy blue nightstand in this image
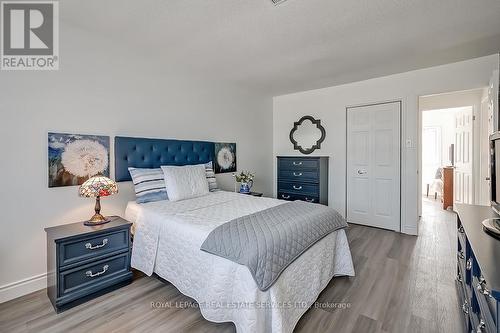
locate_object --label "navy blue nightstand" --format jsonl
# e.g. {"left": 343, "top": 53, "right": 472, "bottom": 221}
{"left": 45, "top": 216, "right": 133, "bottom": 313}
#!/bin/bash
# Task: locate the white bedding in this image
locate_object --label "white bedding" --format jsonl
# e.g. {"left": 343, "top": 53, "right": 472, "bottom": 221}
{"left": 127, "top": 191, "right": 354, "bottom": 333}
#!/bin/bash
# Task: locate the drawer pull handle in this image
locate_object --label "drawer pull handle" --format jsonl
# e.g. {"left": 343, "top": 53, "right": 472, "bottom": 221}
{"left": 458, "top": 251, "right": 465, "bottom": 260}
{"left": 281, "top": 194, "right": 291, "bottom": 199}
{"left": 86, "top": 265, "right": 109, "bottom": 278}
{"left": 466, "top": 258, "right": 472, "bottom": 271}
{"left": 85, "top": 238, "right": 108, "bottom": 250}
{"left": 477, "top": 279, "right": 493, "bottom": 298}
{"left": 357, "top": 169, "right": 367, "bottom": 175}
{"left": 305, "top": 198, "right": 315, "bottom": 203}
{"left": 293, "top": 185, "right": 303, "bottom": 190}
{"left": 293, "top": 172, "right": 303, "bottom": 177}
{"left": 476, "top": 319, "right": 485, "bottom": 332}
{"left": 461, "top": 301, "right": 469, "bottom": 314}
{"left": 292, "top": 162, "right": 303, "bottom": 166}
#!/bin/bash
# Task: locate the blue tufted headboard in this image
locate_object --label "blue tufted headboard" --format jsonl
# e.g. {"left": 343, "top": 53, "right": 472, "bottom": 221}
{"left": 114, "top": 136, "right": 215, "bottom": 182}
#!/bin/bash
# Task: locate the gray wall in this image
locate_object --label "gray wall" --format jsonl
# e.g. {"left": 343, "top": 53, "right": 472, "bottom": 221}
{"left": 0, "top": 23, "right": 273, "bottom": 300}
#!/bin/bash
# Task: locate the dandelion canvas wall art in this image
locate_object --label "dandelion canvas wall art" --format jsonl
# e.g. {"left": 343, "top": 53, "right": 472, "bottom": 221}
{"left": 214, "top": 142, "right": 236, "bottom": 174}
{"left": 48, "top": 133, "right": 110, "bottom": 187}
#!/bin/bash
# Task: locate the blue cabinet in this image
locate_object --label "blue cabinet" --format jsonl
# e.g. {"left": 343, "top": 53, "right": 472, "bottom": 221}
{"left": 45, "top": 217, "right": 133, "bottom": 312}
{"left": 277, "top": 156, "right": 328, "bottom": 205}
{"left": 456, "top": 204, "right": 500, "bottom": 333}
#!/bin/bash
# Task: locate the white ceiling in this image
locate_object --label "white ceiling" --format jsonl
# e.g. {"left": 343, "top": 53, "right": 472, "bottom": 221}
{"left": 63, "top": 0, "right": 500, "bottom": 95}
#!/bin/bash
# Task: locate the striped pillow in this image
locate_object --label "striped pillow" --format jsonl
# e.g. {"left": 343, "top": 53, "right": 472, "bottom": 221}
{"left": 205, "top": 162, "right": 219, "bottom": 192}
{"left": 128, "top": 167, "right": 168, "bottom": 204}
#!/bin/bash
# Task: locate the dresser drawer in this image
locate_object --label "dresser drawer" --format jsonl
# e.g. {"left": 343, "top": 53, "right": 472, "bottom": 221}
{"left": 473, "top": 275, "right": 497, "bottom": 331}
{"left": 59, "top": 252, "right": 130, "bottom": 297}
{"left": 58, "top": 229, "right": 129, "bottom": 268}
{"left": 278, "top": 181, "right": 319, "bottom": 196}
{"left": 456, "top": 275, "right": 469, "bottom": 330}
{"left": 278, "top": 158, "right": 319, "bottom": 171}
{"left": 458, "top": 223, "right": 466, "bottom": 251}
{"left": 278, "top": 192, "right": 319, "bottom": 204}
{"left": 457, "top": 248, "right": 466, "bottom": 282}
{"left": 278, "top": 169, "right": 319, "bottom": 183}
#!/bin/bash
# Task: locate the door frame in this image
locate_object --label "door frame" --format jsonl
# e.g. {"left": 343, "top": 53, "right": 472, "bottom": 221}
{"left": 479, "top": 92, "right": 491, "bottom": 205}
{"left": 345, "top": 100, "right": 403, "bottom": 232}
{"left": 417, "top": 90, "right": 485, "bottom": 212}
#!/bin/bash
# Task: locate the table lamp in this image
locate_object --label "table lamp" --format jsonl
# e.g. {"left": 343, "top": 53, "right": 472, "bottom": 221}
{"left": 79, "top": 176, "right": 118, "bottom": 226}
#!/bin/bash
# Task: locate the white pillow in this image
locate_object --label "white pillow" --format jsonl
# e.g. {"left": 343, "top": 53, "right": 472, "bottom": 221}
{"left": 161, "top": 164, "right": 209, "bottom": 202}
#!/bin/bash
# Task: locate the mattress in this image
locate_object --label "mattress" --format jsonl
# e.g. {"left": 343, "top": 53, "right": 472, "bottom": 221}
{"left": 127, "top": 191, "right": 354, "bottom": 333}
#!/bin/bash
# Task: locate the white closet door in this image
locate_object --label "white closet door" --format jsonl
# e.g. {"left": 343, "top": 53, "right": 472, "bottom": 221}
{"left": 347, "top": 102, "right": 401, "bottom": 231}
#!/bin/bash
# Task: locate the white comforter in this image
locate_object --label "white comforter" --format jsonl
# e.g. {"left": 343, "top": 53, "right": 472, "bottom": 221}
{"left": 127, "top": 191, "right": 354, "bottom": 333}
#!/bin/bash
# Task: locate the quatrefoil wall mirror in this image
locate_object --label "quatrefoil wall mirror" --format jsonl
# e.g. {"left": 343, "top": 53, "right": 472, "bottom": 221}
{"left": 289, "top": 115, "right": 326, "bottom": 154}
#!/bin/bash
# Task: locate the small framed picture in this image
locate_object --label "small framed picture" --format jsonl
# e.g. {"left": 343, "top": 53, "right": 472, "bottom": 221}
{"left": 214, "top": 142, "right": 236, "bottom": 174}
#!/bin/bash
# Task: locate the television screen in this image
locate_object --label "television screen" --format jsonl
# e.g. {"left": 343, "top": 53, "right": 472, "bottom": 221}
{"left": 491, "top": 142, "right": 500, "bottom": 203}
{"left": 491, "top": 132, "right": 500, "bottom": 215}
{"left": 497, "top": 143, "right": 500, "bottom": 204}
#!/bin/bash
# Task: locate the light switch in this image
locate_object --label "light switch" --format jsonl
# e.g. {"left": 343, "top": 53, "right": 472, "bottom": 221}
{"left": 405, "top": 139, "right": 412, "bottom": 148}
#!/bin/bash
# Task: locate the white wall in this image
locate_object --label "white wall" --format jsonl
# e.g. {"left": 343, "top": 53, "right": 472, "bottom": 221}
{"left": 273, "top": 54, "right": 499, "bottom": 235}
{"left": 421, "top": 108, "right": 462, "bottom": 194}
{"left": 0, "top": 23, "right": 273, "bottom": 302}
{"left": 422, "top": 108, "right": 457, "bottom": 163}
{"left": 419, "top": 89, "right": 485, "bottom": 112}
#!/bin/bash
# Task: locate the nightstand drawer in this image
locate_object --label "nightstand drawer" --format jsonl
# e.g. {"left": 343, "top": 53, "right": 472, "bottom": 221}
{"left": 59, "top": 229, "right": 129, "bottom": 268}
{"left": 59, "top": 252, "right": 129, "bottom": 297}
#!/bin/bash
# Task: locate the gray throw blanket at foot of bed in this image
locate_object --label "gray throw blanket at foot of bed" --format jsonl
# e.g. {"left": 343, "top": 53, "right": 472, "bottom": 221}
{"left": 200, "top": 201, "right": 348, "bottom": 291}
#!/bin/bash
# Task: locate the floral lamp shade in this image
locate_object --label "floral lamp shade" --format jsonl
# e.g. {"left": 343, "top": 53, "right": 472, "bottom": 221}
{"left": 79, "top": 176, "right": 118, "bottom": 226}
{"left": 79, "top": 176, "right": 118, "bottom": 198}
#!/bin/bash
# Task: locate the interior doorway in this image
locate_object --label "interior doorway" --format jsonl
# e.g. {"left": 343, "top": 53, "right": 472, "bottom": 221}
{"left": 418, "top": 88, "right": 490, "bottom": 218}
{"left": 421, "top": 107, "right": 472, "bottom": 207}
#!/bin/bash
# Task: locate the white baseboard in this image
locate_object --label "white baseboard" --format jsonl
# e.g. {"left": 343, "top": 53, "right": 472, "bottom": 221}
{"left": 402, "top": 224, "right": 418, "bottom": 236}
{"left": 0, "top": 273, "right": 46, "bottom": 303}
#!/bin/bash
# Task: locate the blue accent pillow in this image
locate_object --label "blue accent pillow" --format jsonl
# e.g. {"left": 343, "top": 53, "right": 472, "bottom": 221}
{"left": 128, "top": 167, "right": 168, "bottom": 204}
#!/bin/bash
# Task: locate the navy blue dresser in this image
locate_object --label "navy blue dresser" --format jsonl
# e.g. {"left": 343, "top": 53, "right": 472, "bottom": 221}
{"left": 45, "top": 216, "right": 133, "bottom": 312}
{"left": 456, "top": 204, "right": 500, "bottom": 333}
{"left": 277, "top": 156, "right": 328, "bottom": 205}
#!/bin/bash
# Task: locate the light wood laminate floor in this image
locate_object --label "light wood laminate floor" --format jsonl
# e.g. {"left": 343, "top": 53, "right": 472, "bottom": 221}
{"left": 0, "top": 198, "right": 463, "bottom": 333}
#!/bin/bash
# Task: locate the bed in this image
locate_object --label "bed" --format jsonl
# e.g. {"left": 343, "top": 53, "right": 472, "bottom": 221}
{"left": 116, "top": 136, "right": 355, "bottom": 333}
{"left": 126, "top": 191, "right": 353, "bottom": 333}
